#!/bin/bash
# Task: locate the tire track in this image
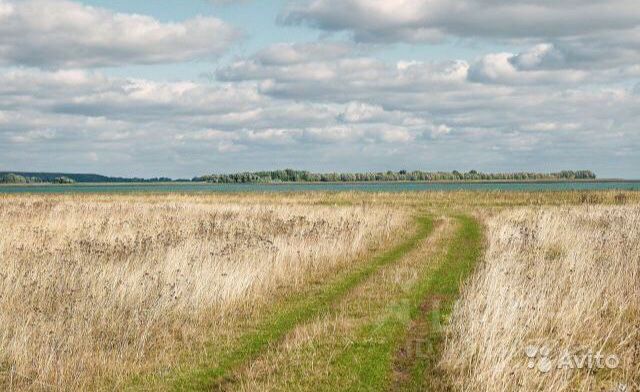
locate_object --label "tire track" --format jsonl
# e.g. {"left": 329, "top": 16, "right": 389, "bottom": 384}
{"left": 226, "top": 216, "right": 455, "bottom": 391}
{"left": 163, "top": 215, "right": 437, "bottom": 391}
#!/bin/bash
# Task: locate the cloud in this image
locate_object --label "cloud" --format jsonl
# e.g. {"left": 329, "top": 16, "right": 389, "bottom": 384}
{"left": 280, "top": 0, "right": 640, "bottom": 42}
{"left": 0, "top": 66, "right": 464, "bottom": 175}
{"left": 277, "top": 0, "right": 640, "bottom": 95}
{"left": 253, "top": 42, "right": 352, "bottom": 65}
{"left": 0, "top": 0, "right": 241, "bottom": 68}
{"left": 509, "top": 44, "right": 564, "bottom": 70}
{"left": 217, "top": 42, "right": 474, "bottom": 105}
{"left": 212, "top": 40, "right": 640, "bottom": 174}
{"left": 2, "top": 16, "right": 640, "bottom": 179}
{"left": 3, "top": 55, "right": 639, "bottom": 177}
{"left": 9, "top": 128, "right": 57, "bottom": 144}
{"left": 0, "top": 1, "right": 12, "bottom": 17}
{"left": 467, "top": 51, "right": 587, "bottom": 85}
{"left": 339, "top": 102, "right": 386, "bottom": 123}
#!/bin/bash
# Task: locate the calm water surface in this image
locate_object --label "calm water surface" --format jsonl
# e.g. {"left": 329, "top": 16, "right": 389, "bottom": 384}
{"left": 1, "top": 182, "right": 640, "bottom": 194}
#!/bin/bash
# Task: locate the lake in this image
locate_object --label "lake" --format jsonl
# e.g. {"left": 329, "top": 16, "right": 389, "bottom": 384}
{"left": 1, "top": 181, "right": 640, "bottom": 194}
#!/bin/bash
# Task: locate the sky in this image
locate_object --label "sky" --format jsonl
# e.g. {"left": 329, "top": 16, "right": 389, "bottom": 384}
{"left": 0, "top": 0, "right": 639, "bottom": 178}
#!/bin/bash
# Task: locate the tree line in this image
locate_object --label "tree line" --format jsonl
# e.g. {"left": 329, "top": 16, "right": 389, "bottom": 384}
{"left": 193, "top": 169, "right": 597, "bottom": 184}
{"left": 1, "top": 169, "right": 598, "bottom": 184}
{"left": 0, "top": 172, "right": 177, "bottom": 183}
{"left": 0, "top": 173, "right": 75, "bottom": 184}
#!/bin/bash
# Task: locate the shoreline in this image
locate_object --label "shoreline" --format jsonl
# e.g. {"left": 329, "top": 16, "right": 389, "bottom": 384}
{"left": 1, "top": 179, "right": 639, "bottom": 187}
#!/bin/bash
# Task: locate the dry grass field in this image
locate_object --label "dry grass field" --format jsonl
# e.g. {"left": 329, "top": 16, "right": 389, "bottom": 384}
{"left": 0, "top": 195, "right": 407, "bottom": 390}
{"left": 1, "top": 191, "right": 639, "bottom": 391}
{"left": 442, "top": 206, "right": 640, "bottom": 391}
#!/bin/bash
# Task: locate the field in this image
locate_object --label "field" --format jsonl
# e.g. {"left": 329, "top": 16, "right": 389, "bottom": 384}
{"left": 442, "top": 206, "right": 640, "bottom": 391}
{"left": 0, "top": 191, "right": 638, "bottom": 391}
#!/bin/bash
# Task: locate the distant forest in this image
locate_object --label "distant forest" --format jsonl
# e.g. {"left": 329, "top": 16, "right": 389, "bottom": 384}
{"left": 194, "top": 170, "right": 597, "bottom": 184}
{"left": 0, "top": 173, "right": 77, "bottom": 184}
{"left": 0, "top": 172, "right": 174, "bottom": 184}
{"left": 1, "top": 169, "right": 597, "bottom": 184}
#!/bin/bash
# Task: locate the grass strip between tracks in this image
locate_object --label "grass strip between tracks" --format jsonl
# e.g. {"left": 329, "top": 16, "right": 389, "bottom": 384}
{"left": 147, "top": 215, "right": 436, "bottom": 391}
{"left": 329, "top": 215, "right": 482, "bottom": 391}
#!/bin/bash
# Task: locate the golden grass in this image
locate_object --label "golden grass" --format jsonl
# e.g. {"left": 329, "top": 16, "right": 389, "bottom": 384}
{"left": 232, "top": 217, "right": 455, "bottom": 391}
{"left": 442, "top": 206, "right": 640, "bottom": 391}
{"left": 2, "top": 189, "right": 639, "bottom": 210}
{"left": 2, "top": 191, "right": 639, "bottom": 390}
{"left": 0, "top": 195, "right": 407, "bottom": 390}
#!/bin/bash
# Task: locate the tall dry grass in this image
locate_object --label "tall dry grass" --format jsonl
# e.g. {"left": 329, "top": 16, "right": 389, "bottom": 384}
{"left": 0, "top": 196, "right": 407, "bottom": 390}
{"left": 442, "top": 206, "right": 640, "bottom": 391}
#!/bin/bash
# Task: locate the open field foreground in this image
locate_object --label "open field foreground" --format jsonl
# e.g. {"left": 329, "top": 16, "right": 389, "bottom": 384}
{"left": 0, "top": 195, "right": 408, "bottom": 390}
{"left": 0, "top": 192, "right": 638, "bottom": 391}
{"left": 443, "top": 206, "right": 640, "bottom": 391}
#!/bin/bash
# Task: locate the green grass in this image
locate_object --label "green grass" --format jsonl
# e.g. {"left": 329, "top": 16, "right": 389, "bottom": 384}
{"left": 329, "top": 215, "right": 483, "bottom": 391}
{"left": 134, "top": 215, "right": 435, "bottom": 391}
{"left": 129, "top": 214, "right": 483, "bottom": 392}
{"left": 394, "top": 215, "right": 483, "bottom": 392}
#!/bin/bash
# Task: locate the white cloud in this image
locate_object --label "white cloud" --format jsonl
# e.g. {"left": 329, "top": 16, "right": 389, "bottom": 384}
{"left": 254, "top": 42, "right": 352, "bottom": 65}
{"left": 0, "top": 0, "right": 638, "bottom": 177}
{"left": 429, "top": 124, "right": 452, "bottom": 137}
{"left": 218, "top": 43, "right": 473, "bottom": 104}
{"left": 467, "top": 51, "right": 587, "bottom": 85}
{"left": 1, "top": 63, "right": 637, "bottom": 176}
{"left": 509, "top": 44, "right": 563, "bottom": 69}
{"left": 9, "top": 128, "right": 57, "bottom": 143}
{"left": 339, "top": 102, "right": 385, "bottom": 123}
{"left": 281, "top": 0, "right": 640, "bottom": 42}
{"left": 280, "top": 0, "right": 640, "bottom": 79}
{"left": 524, "top": 122, "right": 580, "bottom": 132}
{"left": 380, "top": 127, "right": 413, "bottom": 143}
{"left": 0, "top": 1, "right": 12, "bottom": 18}
{"left": 0, "top": 0, "right": 241, "bottom": 68}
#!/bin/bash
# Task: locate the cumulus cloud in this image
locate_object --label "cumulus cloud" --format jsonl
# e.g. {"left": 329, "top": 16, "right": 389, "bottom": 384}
{"left": 339, "top": 102, "right": 386, "bottom": 123}
{"left": 281, "top": 0, "right": 640, "bottom": 42}
{"left": 0, "top": 0, "right": 241, "bottom": 68}
{"left": 213, "top": 40, "right": 639, "bottom": 174}
{"left": 1, "top": 1, "right": 639, "bottom": 177}
{"left": 467, "top": 51, "right": 587, "bottom": 85}
{"left": 217, "top": 42, "right": 474, "bottom": 105}
{"left": 509, "top": 44, "right": 564, "bottom": 70}
{"left": 280, "top": 0, "right": 640, "bottom": 77}
{"left": 3, "top": 45, "right": 638, "bottom": 177}
{"left": 256, "top": 42, "right": 353, "bottom": 65}
{"left": 0, "top": 68, "right": 437, "bottom": 169}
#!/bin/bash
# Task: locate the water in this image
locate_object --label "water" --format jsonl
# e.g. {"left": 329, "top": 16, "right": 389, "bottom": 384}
{"left": 1, "top": 181, "right": 639, "bottom": 194}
